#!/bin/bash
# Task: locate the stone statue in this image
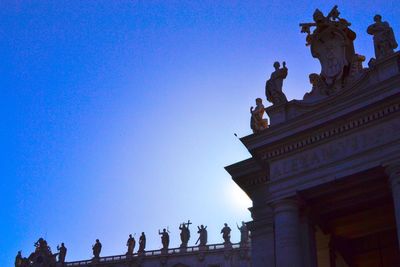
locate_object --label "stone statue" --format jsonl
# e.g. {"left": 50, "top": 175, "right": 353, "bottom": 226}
{"left": 57, "top": 243, "right": 67, "bottom": 263}
{"left": 237, "top": 221, "right": 249, "bottom": 245}
{"left": 179, "top": 220, "right": 191, "bottom": 248}
{"left": 34, "top": 237, "right": 52, "bottom": 254}
{"left": 15, "top": 251, "right": 23, "bottom": 267}
{"left": 300, "top": 6, "right": 363, "bottom": 93}
{"left": 265, "top": 61, "right": 288, "bottom": 105}
{"left": 126, "top": 234, "right": 136, "bottom": 255}
{"left": 158, "top": 228, "right": 170, "bottom": 250}
{"left": 92, "top": 239, "right": 102, "bottom": 259}
{"left": 303, "top": 73, "right": 325, "bottom": 101}
{"left": 196, "top": 225, "right": 208, "bottom": 246}
{"left": 28, "top": 238, "right": 57, "bottom": 267}
{"left": 15, "top": 251, "right": 29, "bottom": 267}
{"left": 220, "top": 223, "right": 232, "bottom": 244}
{"left": 250, "top": 98, "right": 268, "bottom": 133}
{"left": 138, "top": 232, "right": 146, "bottom": 253}
{"left": 367, "top": 14, "right": 398, "bottom": 59}
{"left": 348, "top": 54, "right": 366, "bottom": 81}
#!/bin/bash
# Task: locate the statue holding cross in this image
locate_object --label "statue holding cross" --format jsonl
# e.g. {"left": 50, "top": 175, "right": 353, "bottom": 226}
{"left": 179, "top": 220, "right": 192, "bottom": 248}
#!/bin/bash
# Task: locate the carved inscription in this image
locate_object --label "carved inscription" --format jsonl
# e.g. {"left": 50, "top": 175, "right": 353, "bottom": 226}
{"left": 270, "top": 119, "right": 400, "bottom": 179}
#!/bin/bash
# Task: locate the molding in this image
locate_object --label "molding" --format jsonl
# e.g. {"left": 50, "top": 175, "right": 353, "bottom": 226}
{"left": 263, "top": 102, "right": 400, "bottom": 161}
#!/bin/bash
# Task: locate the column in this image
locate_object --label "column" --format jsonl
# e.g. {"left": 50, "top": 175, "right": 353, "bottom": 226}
{"left": 248, "top": 205, "right": 275, "bottom": 267}
{"left": 273, "top": 198, "right": 303, "bottom": 267}
{"left": 299, "top": 213, "right": 318, "bottom": 267}
{"left": 386, "top": 164, "right": 400, "bottom": 247}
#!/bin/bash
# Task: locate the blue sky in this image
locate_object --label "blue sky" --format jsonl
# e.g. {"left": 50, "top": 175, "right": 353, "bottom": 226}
{"left": 1, "top": 0, "right": 399, "bottom": 265}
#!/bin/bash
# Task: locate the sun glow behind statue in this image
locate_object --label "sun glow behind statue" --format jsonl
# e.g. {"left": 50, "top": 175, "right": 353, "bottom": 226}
{"left": 225, "top": 183, "right": 252, "bottom": 212}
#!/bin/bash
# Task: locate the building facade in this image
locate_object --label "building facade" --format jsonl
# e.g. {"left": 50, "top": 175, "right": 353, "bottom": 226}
{"left": 17, "top": 6, "right": 400, "bottom": 267}
{"left": 226, "top": 6, "right": 400, "bottom": 267}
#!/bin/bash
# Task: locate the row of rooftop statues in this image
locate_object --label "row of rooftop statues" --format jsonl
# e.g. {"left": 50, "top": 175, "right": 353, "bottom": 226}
{"left": 126, "top": 222, "right": 248, "bottom": 255}
{"left": 15, "top": 222, "right": 249, "bottom": 267}
{"left": 251, "top": 7, "right": 398, "bottom": 133}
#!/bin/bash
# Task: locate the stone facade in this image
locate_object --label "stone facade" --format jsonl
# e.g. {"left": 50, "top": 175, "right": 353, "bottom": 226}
{"left": 226, "top": 9, "right": 400, "bottom": 266}
{"left": 17, "top": 6, "right": 400, "bottom": 267}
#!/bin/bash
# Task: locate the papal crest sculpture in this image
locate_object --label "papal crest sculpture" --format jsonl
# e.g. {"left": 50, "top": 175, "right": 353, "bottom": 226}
{"left": 253, "top": 6, "right": 399, "bottom": 128}
{"left": 300, "top": 6, "right": 364, "bottom": 95}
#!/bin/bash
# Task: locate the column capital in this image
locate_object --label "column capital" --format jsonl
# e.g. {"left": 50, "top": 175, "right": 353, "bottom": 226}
{"left": 249, "top": 205, "right": 274, "bottom": 234}
{"left": 272, "top": 198, "right": 299, "bottom": 214}
{"left": 249, "top": 205, "right": 273, "bottom": 220}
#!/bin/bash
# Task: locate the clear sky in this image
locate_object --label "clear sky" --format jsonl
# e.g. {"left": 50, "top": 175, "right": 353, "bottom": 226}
{"left": 1, "top": 0, "right": 399, "bottom": 265}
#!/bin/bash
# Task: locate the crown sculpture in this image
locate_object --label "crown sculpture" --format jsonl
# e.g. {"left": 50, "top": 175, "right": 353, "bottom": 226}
{"left": 251, "top": 6, "right": 398, "bottom": 133}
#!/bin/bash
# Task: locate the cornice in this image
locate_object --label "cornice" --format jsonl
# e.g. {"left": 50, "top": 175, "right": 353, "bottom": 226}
{"left": 262, "top": 100, "right": 400, "bottom": 161}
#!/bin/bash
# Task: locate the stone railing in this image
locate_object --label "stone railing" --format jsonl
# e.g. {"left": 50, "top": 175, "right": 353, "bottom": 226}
{"left": 65, "top": 242, "right": 247, "bottom": 266}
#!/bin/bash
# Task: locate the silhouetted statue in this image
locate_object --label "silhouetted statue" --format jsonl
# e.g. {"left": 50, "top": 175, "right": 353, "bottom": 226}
{"left": 92, "top": 239, "right": 102, "bottom": 259}
{"left": 250, "top": 98, "right": 268, "bottom": 133}
{"left": 196, "top": 225, "right": 208, "bottom": 246}
{"left": 158, "top": 228, "right": 170, "bottom": 250}
{"left": 265, "top": 61, "right": 288, "bottom": 105}
{"left": 126, "top": 234, "right": 136, "bottom": 255}
{"left": 237, "top": 221, "right": 249, "bottom": 245}
{"left": 28, "top": 238, "right": 57, "bottom": 267}
{"left": 15, "top": 251, "right": 23, "bottom": 267}
{"left": 138, "top": 232, "right": 146, "bottom": 253}
{"left": 34, "top": 237, "right": 52, "bottom": 254}
{"left": 57, "top": 243, "right": 67, "bottom": 263}
{"left": 179, "top": 220, "right": 191, "bottom": 248}
{"left": 367, "top": 14, "right": 398, "bottom": 59}
{"left": 15, "top": 251, "right": 29, "bottom": 267}
{"left": 221, "top": 223, "right": 232, "bottom": 244}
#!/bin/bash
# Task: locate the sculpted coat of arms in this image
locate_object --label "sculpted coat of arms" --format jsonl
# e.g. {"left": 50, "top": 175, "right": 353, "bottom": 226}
{"left": 300, "top": 6, "right": 363, "bottom": 96}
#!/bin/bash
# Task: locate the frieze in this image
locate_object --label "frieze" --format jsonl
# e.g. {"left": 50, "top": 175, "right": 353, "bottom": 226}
{"left": 270, "top": 114, "right": 400, "bottom": 180}
{"left": 244, "top": 176, "right": 268, "bottom": 187}
{"left": 262, "top": 102, "right": 400, "bottom": 161}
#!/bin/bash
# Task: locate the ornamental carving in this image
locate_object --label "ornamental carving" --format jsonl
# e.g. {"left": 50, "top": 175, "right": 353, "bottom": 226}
{"left": 299, "top": 6, "right": 365, "bottom": 98}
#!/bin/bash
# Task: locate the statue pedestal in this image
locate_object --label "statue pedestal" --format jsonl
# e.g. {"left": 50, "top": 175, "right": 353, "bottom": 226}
{"left": 265, "top": 103, "right": 287, "bottom": 126}
{"left": 368, "top": 51, "right": 400, "bottom": 83}
{"left": 223, "top": 242, "right": 233, "bottom": 249}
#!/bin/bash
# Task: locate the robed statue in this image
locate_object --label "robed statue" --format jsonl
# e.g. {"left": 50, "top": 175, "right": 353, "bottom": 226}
{"left": 126, "top": 234, "right": 136, "bottom": 255}
{"left": 92, "top": 239, "right": 102, "bottom": 259}
{"left": 220, "top": 223, "right": 232, "bottom": 245}
{"left": 237, "top": 221, "right": 250, "bottom": 246}
{"left": 158, "top": 228, "right": 170, "bottom": 250}
{"left": 15, "top": 251, "right": 23, "bottom": 267}
{"left": 15, "top": 251, "right": 30, "bottom": 267}
{"left": 265, "top": 61, "right": 288, "bottom": 105}
{"left": 196, "top": 225, "right": 208, "bottom": 247}
{"left": 179, "top": 220, "right": 191, "bottom": 248}
{"left": 57, "top": 243, "right": 67, "bottom": 263}
{"left": 250, "top": 98, "right": 268, "bottom": 133}
{"left": 138, "top": 232, "right": 146, "bottom": 253}
{"left": 367, "top": 14, "right": 398, "bottom": 59}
